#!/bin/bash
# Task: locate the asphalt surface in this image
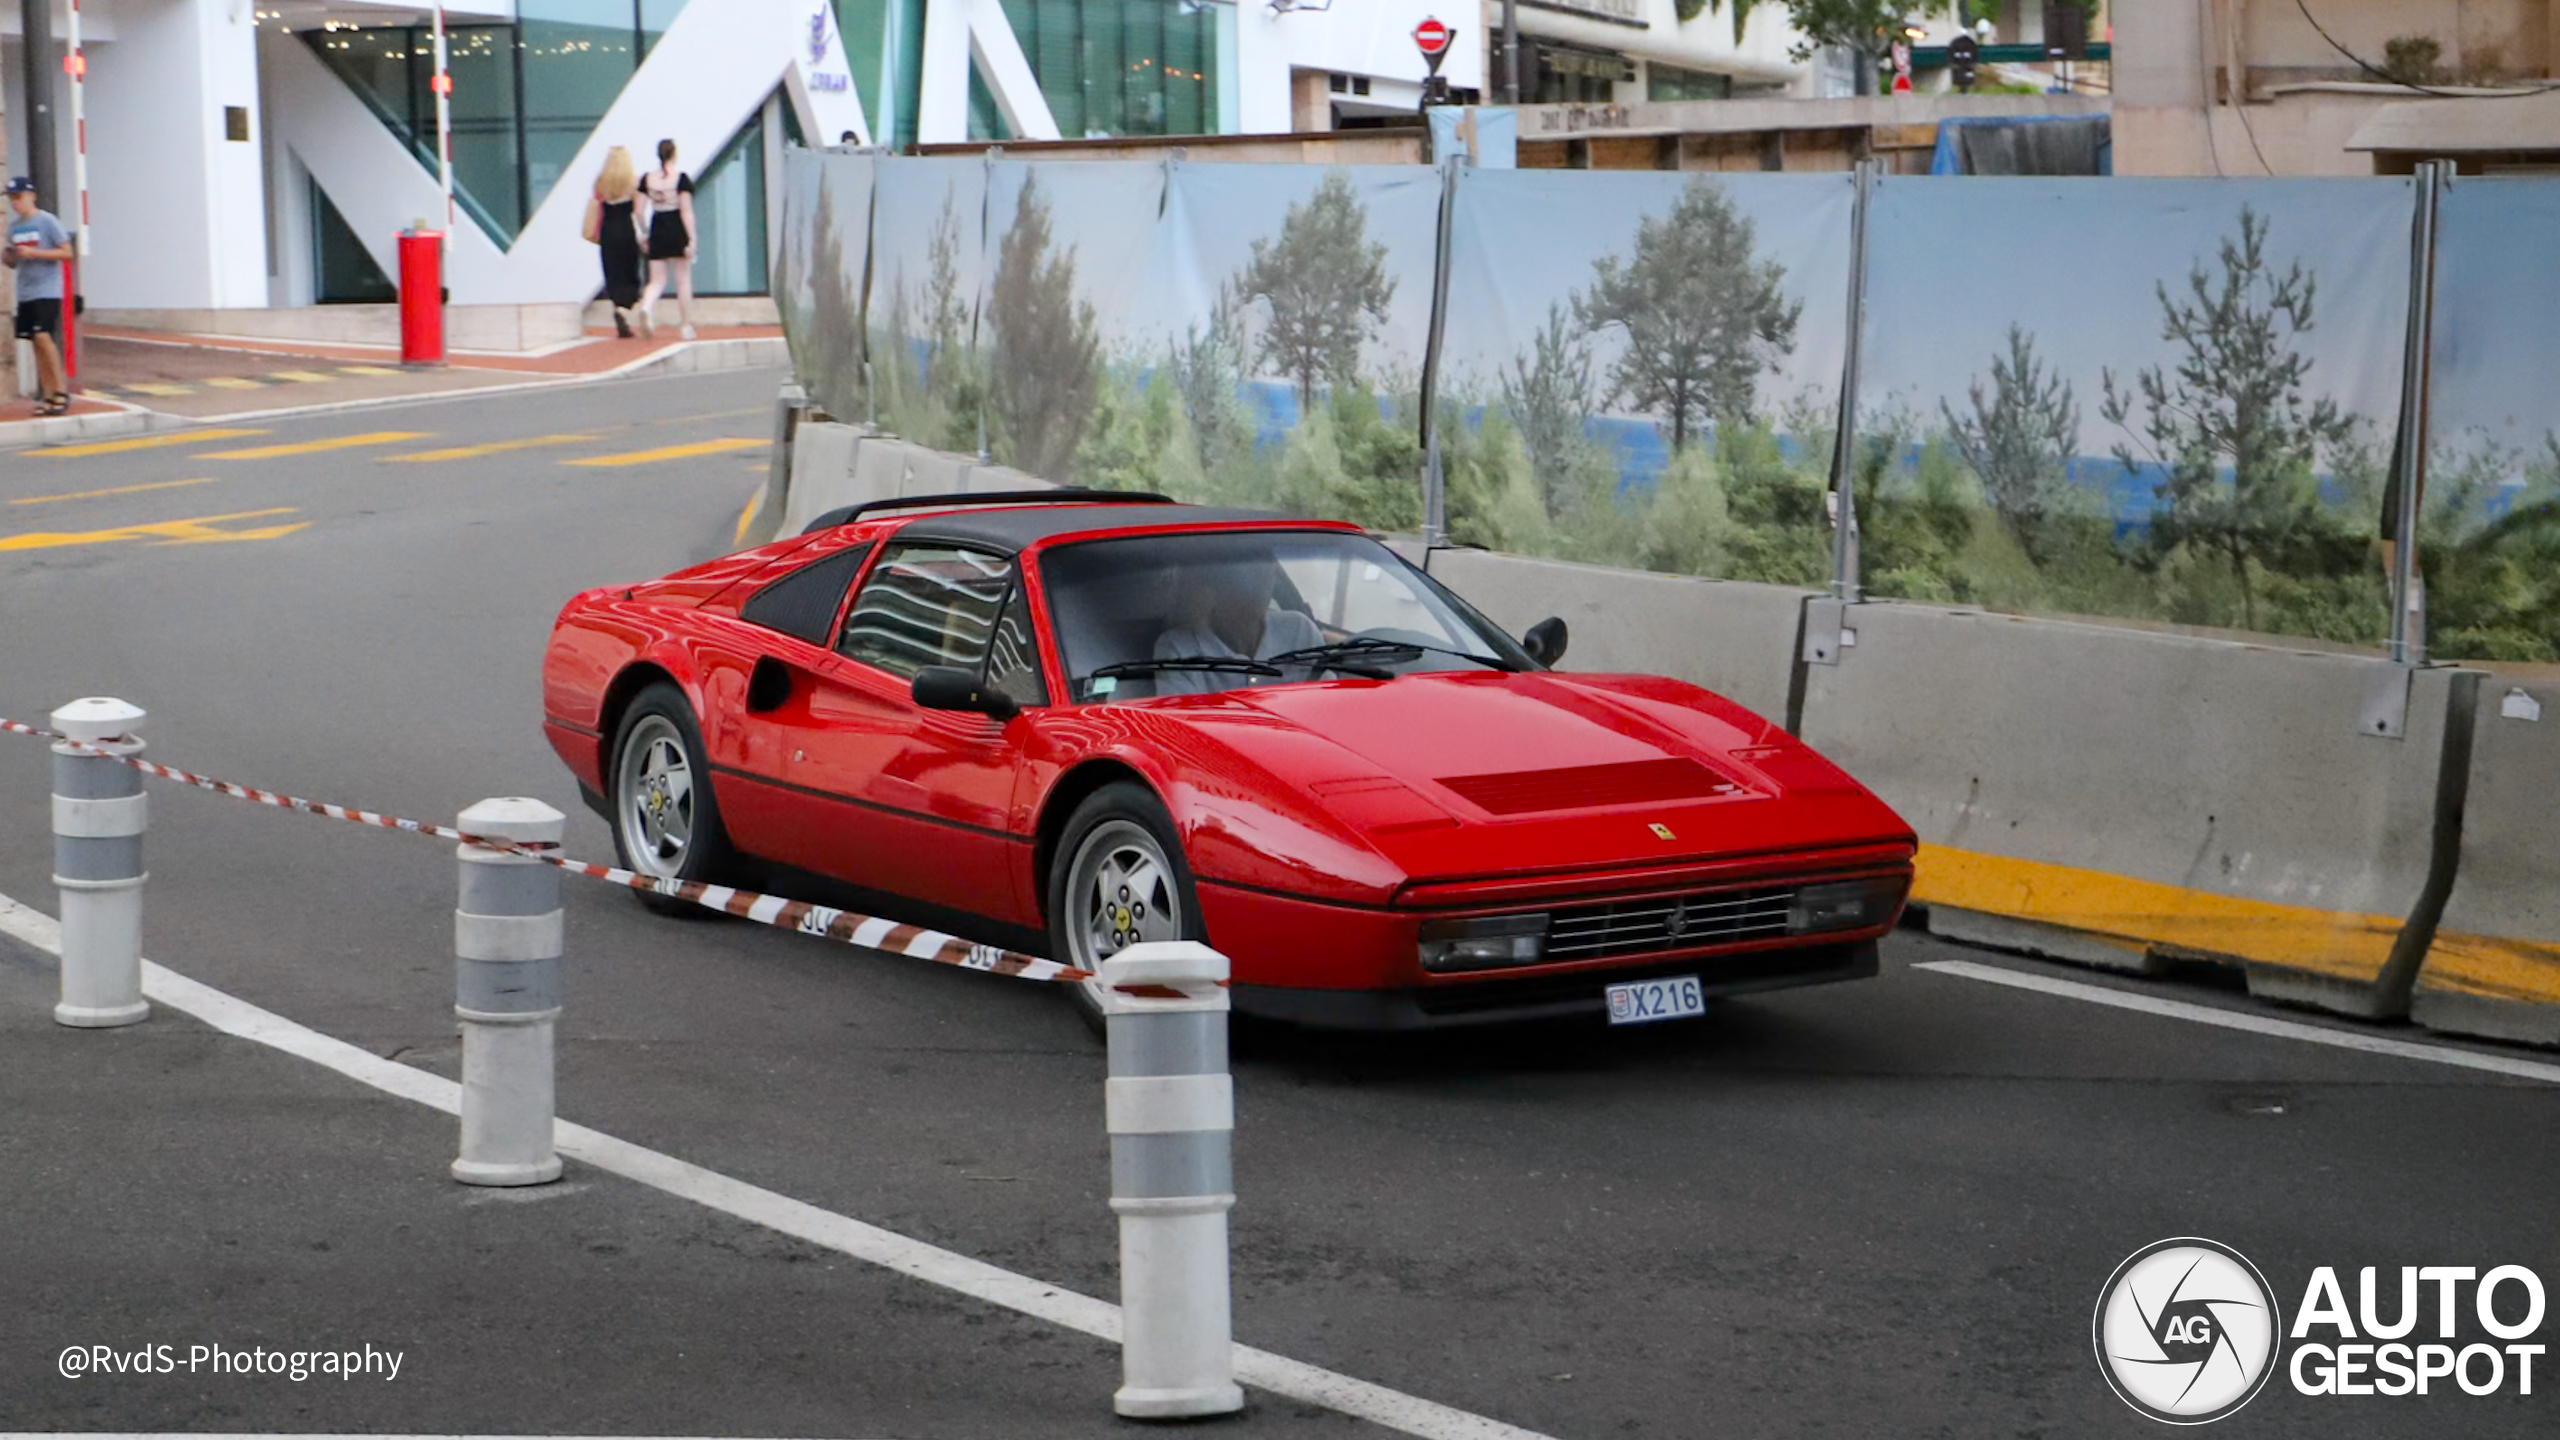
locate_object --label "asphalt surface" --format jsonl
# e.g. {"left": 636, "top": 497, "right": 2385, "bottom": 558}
{"left": 2, "top": 367, "right": 2555, "bottom": 1439}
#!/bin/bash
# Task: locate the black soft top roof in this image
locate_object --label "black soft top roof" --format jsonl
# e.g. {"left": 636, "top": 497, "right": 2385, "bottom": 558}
{"left": 888, "top": 502, "right": 1343, "bottom": 554}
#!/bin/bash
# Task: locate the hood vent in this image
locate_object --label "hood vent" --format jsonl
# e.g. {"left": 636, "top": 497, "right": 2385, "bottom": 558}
{"left": 1437, "top": 758, "right": 1737, "bottom": 816}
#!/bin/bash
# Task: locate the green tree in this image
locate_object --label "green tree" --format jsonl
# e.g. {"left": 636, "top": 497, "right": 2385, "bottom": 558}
{"left": 2102, "top": 208, "right": 2355, "bottom": 632}
{"left": 1777, "top": 2, "right": 1953, "bottom": 87}
{"left": 986, "top": 173, "right": 1101, "bottom": 481}
{"left": 1942, "top": 325, "right": 2080, "bottom": 564}
{"left": 1499, "top": 302, "right": 1599, "bottom": 518}
{"left": 1575, "top": 176, "right": 1800, "bottom": 452}
{"left": 1238, "top": 171, "right": 1397, "bottom": 414}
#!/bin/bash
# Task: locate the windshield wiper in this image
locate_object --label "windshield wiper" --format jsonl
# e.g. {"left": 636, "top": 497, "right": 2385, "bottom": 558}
{"left": 1267, "top": 636, "right": 1523, "bottom": 674}
{"left": 1090, "top": 656, "right": 1283, "bottom": 681}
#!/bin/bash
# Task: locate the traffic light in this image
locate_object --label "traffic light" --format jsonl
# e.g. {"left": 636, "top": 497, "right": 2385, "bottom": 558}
{"left": 1948, "top": 33, "right": 1980, "bottom": 92}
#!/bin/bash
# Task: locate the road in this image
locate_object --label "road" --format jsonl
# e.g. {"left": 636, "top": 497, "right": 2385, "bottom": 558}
{"left": 1, "top": 367, "right": 2554, "bottom": 1439}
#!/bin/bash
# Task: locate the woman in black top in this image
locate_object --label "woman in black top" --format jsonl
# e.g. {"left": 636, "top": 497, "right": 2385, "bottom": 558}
{"left": 584, "top": 147, "right": 645, "bottom": 338}
{"left": 637, "top": 138, "right": 697, "bottom": 340}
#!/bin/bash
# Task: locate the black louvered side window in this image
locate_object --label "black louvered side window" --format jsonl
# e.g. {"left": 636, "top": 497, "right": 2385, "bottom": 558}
{"left": 739, "top": 544, "right": 869, "bottom": 648}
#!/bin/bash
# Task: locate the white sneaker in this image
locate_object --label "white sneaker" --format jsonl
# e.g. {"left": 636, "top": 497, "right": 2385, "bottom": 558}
{"left": 680, "top": 323, "right": 698, "bottom": 340}
{"left": 635, "top": 309, "right": 655, "bottom": 339}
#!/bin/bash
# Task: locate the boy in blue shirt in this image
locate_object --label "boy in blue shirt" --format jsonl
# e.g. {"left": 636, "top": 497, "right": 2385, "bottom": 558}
{"left": 6, "top": 176, "right": 75, "bottom": 415}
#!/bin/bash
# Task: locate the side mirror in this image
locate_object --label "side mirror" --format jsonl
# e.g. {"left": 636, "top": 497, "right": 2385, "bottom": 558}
{"left": 912, "top": 665, "right": 1017, "bottom": 719}
{"left": 1522, "top": 616, "right": 1569, "bottom": 668}
{"left": 746, "top": 656, "right": 795, "bottom": 714}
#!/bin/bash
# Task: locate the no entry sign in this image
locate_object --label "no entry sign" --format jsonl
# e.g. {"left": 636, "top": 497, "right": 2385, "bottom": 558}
{"left": 1413, "top": 16, "right": 1452, "bottom": 72}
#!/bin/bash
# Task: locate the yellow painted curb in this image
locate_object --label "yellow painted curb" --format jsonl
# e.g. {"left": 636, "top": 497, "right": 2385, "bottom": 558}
{"left": 733, "top": 489, "right": 762, "bottom": 549}
{"left": 2416, "top": 932, "right": 2560, "bottom": 1003}
{"left": 1913, "top": 843, "right": 2404, "bottom": 982}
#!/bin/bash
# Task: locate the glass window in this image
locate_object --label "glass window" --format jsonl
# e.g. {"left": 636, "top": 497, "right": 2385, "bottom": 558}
{"left": 692, "top": 113, "right": 769, "bottom": 295}
{"left": 1647, "top": 63, "right": 1732, "bottom": 103}
{"left": 1039, "top": 531, "right": 1527, "bottom": 702}
{"left": 740, "top": 544, "right": 868, "bottom": 647}
{"left": 995, "top": 0, "right": 1220, "bottom": 140}
{"left": 985, "top": 586, "right": 1049, "bottom": 707}
{"left": 519, "top": 0, "right": 645, "bottom": 221}
{"left": 445, "top": 25, "right": 523, "bottom": 238}
{"left": 838, "top": 545, "right": 1014, "bottom": 679}
{"left": 313, "top": 180, "right": 397, "bottom": 304}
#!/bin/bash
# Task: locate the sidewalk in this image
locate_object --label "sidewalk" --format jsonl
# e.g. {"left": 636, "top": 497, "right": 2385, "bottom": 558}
{"left": 2, "top": 323, "right": 786, "bottom": 447}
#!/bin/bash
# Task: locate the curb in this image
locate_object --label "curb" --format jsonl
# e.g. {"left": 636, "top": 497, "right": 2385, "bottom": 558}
{"left": 0, "top": 336, "right": 786, "bottom": 450}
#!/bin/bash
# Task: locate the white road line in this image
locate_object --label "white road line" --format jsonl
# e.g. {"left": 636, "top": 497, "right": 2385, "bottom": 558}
{"left": 1915, "top": 959, "right": 2560, "bottom": 1085}
{"left": 0, "top": 892, "right": 1557, "bottom": 1440}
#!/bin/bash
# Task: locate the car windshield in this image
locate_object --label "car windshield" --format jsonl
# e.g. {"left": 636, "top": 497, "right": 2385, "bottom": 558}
{"left": 1039, "top": 529, "right": 1528, "bottom": 703}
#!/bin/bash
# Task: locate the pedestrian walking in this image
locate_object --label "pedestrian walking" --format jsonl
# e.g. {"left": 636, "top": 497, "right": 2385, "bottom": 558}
{"left": 637, "top": 139, "right": 697, "bottom": 341}
{"left": 584, "top": 146, "right": 646, "bottom": 338}
{"left": 5, "top": 176, "right": 75, "bottom": 416}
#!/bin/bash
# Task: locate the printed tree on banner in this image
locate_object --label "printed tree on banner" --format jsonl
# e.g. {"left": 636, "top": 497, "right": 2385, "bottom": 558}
{"left": 802, "top": 173, "right": 866, "bottom": 422}
{"left": 1501, "top": 302, "right": 1599, "bottom": 518}
{"left": 1238, "top": 172, "right": 1397, "bottom": 415}
{"left": 987, "top": 172, "right": 1101, "bottom": 481}
{"left": 920, "top": 191, "right": 971, "bottom": 387}
{"left": 1575, "top": 177, "right": 1799, "bottom": 451}
{"left": 1943, "top": 325, "right": 2079, "bottom": 564}
{"left": 2103, "top": 207, "right": 2352, "bottom": 632}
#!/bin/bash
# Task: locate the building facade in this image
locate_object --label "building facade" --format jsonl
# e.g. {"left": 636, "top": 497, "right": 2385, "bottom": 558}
{"left": 7, "top": 1, "right": 1583, "bottom": 312}
{"left": 2113, "top": 0, "right": 2560, "bottom": 175}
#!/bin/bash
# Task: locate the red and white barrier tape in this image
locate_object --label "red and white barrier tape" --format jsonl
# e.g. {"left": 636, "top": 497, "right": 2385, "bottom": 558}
{"left": 2, "top": 717, "right": 1090, "bottom": 985}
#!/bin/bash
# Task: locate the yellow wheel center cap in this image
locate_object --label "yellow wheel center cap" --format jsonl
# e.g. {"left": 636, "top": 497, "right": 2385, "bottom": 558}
{"left": 1115, "top": 907, "right": 1131, "bottom": 927}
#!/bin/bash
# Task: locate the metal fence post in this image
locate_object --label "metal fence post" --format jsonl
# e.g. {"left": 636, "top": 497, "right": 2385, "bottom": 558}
{"left": 51, "top": 697, "right": 148, "bottom": 1028}
{"left": 1826, "top": 158, "right": 1879, "bottom": 606}
{"left": 451, "top": 797, "right": 565, "bottom": 1187}
{"left": 1100, "top": 941, "right": 1243, "bottom": 1419}
{"left": 1417, "top": 152, "right": 1463, "bottom": 549}
{"left": 2388, "top": 159, "right": 2445, "bottom": 669}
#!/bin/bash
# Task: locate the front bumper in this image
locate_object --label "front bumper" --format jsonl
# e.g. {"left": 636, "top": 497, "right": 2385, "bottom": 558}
{"left": 1233, "top": 938, "right": 1880, "bottom": 1030}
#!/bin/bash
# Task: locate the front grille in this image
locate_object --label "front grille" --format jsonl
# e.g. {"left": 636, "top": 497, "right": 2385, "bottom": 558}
{"left": 1543, "top": 885, "right": 1797, "bottom": 961}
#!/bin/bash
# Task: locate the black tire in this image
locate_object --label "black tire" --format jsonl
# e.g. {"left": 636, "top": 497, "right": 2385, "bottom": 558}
{"left": 607, "top": 681, "right": 735, "bottom": 917}
{"left": 1046, "top": 782, "right": 1207, "bottom": 1035}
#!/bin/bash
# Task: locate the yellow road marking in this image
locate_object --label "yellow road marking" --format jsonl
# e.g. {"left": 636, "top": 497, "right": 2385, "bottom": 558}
{"left": 121, "top": 382, "right": 195, "bottom": 397}
{"left": 564, "top": 437, "right": 765, "bottom": 468}
{"left": 269, "top": 370, "right": 339, "bottom": 383}
{"left": 198, "top": 431, "right": 431, "bottom": 460}
{"left": 35, "top": 427, "right": 269, "bottom": 458}
{"left": 0, "top": 507, "right": 308, "bottom": 553}
{"left": 733, "top": 490, "right": 762, "bottom": 547}
{"left": 338, "top": 365, "right": 403, "bottom": 377}
{"left": 12, "top": 477, "right": 219, "bottom": 507}
{"left": 1914, "top": 843, "right": 2403, "bottom": 982}
{"left": 383, "top": 432, "right": 605, "bottom": 463}
{"left": 203, "top": 376, "right": 267, "bottom": 390}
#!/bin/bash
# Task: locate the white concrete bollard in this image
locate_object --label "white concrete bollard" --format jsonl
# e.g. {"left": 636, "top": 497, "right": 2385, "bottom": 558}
{"left": 451, "top": 797, "right": 565, "bottom": 1187}
{"left": 1101, "top": 941, "right": 1244, "bottom": 1419}
{"left": 51, "top": 698, "right": 150, "bottom": 1028}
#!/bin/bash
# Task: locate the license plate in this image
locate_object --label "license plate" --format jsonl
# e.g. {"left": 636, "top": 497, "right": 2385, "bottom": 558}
{"left": 1606, "top": 974, "right": 1705, "bottom": 1026}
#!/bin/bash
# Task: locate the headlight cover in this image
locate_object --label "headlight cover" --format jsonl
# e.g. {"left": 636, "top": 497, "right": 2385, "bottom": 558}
{"left": 1418, "top": 913, "right": 1549, "bottom": 972}
{"left": 1786, "top": 877, "right": 1903, "bottom": 935}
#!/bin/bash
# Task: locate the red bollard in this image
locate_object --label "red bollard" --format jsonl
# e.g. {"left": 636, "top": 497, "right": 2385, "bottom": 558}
{"left": 398, "top": 229, "right": 445, "bottom": 367}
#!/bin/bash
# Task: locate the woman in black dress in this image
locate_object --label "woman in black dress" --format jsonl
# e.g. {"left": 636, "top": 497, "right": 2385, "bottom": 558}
{"left": 637, "top": 138, "right": 697, "bottom": 340}
{"left": 585, "top": 147, "right": 645, "bottom": 338}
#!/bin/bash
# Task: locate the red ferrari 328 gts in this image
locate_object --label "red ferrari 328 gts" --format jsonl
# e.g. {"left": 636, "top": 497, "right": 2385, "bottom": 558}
{"left": 542, "top": 491, "right": 1915, "bottom": 1029}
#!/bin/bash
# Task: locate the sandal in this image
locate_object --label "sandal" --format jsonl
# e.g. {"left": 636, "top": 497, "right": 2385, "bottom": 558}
{"left": 35, "top": 393, "right": 70, "bottom": 417}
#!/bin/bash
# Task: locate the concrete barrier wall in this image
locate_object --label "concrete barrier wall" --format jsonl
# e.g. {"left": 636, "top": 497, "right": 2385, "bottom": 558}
{"left": 2414, "top": 680, "right": 2560, "bottom": 1045}
{"left": 1798, "top": 602, "right": 2475, "bottom": 1019}
{"left": 1424, "top": 550, "right": 1813, "bottom": 726}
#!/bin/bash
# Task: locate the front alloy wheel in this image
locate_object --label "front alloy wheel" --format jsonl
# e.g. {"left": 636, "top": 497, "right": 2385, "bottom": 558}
{"left": 616, "top": 714, "right": 697, "bottom": 880}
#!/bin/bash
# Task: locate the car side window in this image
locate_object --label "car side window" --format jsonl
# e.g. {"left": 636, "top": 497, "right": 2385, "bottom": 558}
{"left": 983, "top": 584, "right": 1048, "bottom": 708}
{"left": 738, "top": 543, "right": 869, "bottom": 647}
{"left": 836, "top": 543, "right": 1012, "bottom": 680}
